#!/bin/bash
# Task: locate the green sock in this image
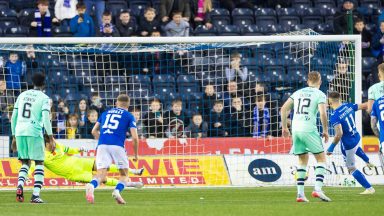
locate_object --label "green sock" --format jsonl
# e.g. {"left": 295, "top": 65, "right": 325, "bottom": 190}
{"left": 18, "top": 164, "right": 29, "bottom": 187}
{"left": 105, "top": 178, "right": 119, "bottom": 186}
{"left": 33, "top": 165, "right": 44, "bottom": 196}
{"left": 108, "top": 165, "right": 119, "bottom": 173}
{"left": 296, "top": 165, "right": 306, "bottom": 195}
{"left": 315, "top": 163, "right": 326, "bottom": 192}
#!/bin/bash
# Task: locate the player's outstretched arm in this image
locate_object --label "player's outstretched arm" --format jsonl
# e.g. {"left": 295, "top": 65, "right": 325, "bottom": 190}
{"left": 130, "top": 128, "right": 139, "bottom": 162}
{"left": 280, "top": 98, "right": 293, "bottom": 137}
{"left": 357, "top": 102, "right": 368, "bottom": 110}
{"left": 92, "top": 122, "right": 100, "bottom": 140}
{"left": 327, "top": 124, "right": 343, "bottom": 155}
{"left": 371, "top": 116, "right": 380, "bottom": 138}
{"left": 367, "top": 99, "right": 375, "bottom": 114}
{"left": 318, "top": 103, "right": 329, "bottom": 143}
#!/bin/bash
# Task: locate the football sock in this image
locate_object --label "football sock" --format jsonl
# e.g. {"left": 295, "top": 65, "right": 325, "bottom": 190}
{"left": 17, "top": 164, "right": 29, "bottom": 187}
{"left": 115, "top": 182, "right": 125, "bottom": 193}
{"left": 314, "top": 163, "right": 326, "bottom": 192}
{"left": 355, "top": 147, "right": 370, "bottom": 163}
{"left": 33, "top": 165, "right": 44, "bottom": 196}
{"left": 352, "top": 169, "right": 372, "bottom": 189}
{"left": 90, "top": 179, "right": 99, "bottom": 189}
{"left": 296, "top": 165, "right": 306, "bottom": 195}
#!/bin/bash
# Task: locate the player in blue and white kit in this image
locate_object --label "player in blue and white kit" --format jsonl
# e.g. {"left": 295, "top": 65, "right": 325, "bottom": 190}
{"left": 85, "top": 94, "right": 139, "bottom": 204}
{"left": 327, "top": 92, "right": 375, "bottom": 195}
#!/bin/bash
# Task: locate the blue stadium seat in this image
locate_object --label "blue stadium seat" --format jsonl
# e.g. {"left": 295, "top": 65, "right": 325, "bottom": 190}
{"left": 210, "top": 8, "right": 231, "bottom": 27}
{"left": 129, "top": 1, "right": 150, "bottom": 17}
{"left": 254, "top": 8, "right": 276, "bottom": 16}
{"left": 194, "top": 25, "right": 217, "bottom": 36}
{"left": 65, "top": 93, "right": 80, "bottom": 103}
{"left": 314, "top": 23, "right": 334, "bottom": 34}
{"left": 314, "top": 0, "right": 336, "bottom": 8}
{"left": 0, "top": 8, "right": 17, "bottom": 23}
{"left": 218, "top": 25, "right": 241, "bottom": 36}
{"left": 279, "top": 15, "right": 301, "bottom": 26}
{"left": 291, "top": 0, "right": 312, "bottom": 9}
{"left": 105, "top": 76, "right": 126, "bottom": 83}
{"left": 360, "top": 0, "right": 381, "bottom": 8}
{"left": 276, "top": 8, "right": 298, "bottom": 16}
{"left": 177, "top": 75, "right": 199, "bottom": 94}
{"left": 0, "top": 1, "right": 8, "bottom": 10}
{"left": 106, "top": 0, "right": 128, "bottom": 13}
{"left": 9, "top": 0, "right": 35, "bottom": 12}
{"left": 255, "top": 16, "right": 277, "bottom": 26}
{"left": 129, "top": 75, "right": 151, "bottom": 92}
{"left": 19, "top": 8, "right": 35, "bottom": 25}
{"left": 241, "top": 24, "right": 262, "bottom": 35}
{"left": 4, "top": 26, "right": 29, "bottom": 37}
{"left": 287, "top": 65, "right": 308, "bottom": 82}
{"left": 259, "top": 24, "right": 284, "bottom": 35}
{"left": 264, "top": 66, "right": 286, "bottom": 83}
{"left": 362, "top": 57, "right": 377, "bottom": 76}
{"left": 365, "top": 23, "right": 376, "bottom": 34}
{"left": 302, "top": 16, "right": 324, "bottom": 27}
{"left": 187, "top": 92, "right": 203, "bottom": 113}
{"left": 232, "top": 8, "right": 254, "bottom": 26}
{"left": 53, "top": 26, "right": 73, "bottom": 37}
{"left": 0, "top": 20, "right": 16, "bottom": 29}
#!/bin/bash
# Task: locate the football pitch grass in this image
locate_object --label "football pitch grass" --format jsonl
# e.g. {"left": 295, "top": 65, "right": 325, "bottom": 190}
{"left": 0, "top": 186, "right": 383, "bottom": 216}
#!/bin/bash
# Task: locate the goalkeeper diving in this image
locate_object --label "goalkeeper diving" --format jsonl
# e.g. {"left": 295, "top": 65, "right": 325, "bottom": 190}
{"left": 29, "top": 134, "right": 144, "bottom": 188}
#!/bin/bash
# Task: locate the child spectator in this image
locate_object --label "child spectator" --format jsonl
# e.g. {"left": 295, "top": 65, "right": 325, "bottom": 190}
{"left": 225, "top": 52, "right": 248, "bottom": 89}
{"left": 56, "top": 99, "right": 69, "bottom": 138}
{"left": 70, "top": 2, "right": 95, "bottom": 37}
{"left": 139, "top": 8, "right": 162, "bottom": 37}
{"left": 80, "top": 109, "right": 98, "bottom": 139}
{"left": 55, "top": 0, "right": 78, "bottom": 25}
{"left": 89, "top": 92, "right": 106, "bottom": 114}
{"left": 66, "top": 114, "right": 80, "bottom": 139}
{"left": 84, "top": 0, "right": 105, "bottom": 27}
{"left": 96, "top": 11, "right": 120, "bottom": 37}
{"left": 143, "top": 98, "right": 164, "bottom": 138}
{"left": 353, "top": 18, "right": 372, "bottom": 57}
{"left": 75, "top": 99, "right": 88, "bottom": 127}
{"left": 160, "top": 0, "right": 191, "bottom": 23}
{"left": 202, "top": 84, "right": 220, "bottom": 115}
{"left": 4, "top": 53, "right": 25, "bottom": 90}
{"left": 164, "top": 11, "right": 190, "bottom": 37}
{"left": 252, "top": 94, "right": 270, "bottom": 138}
{"left": 191, "top": 0, "right": 213, "bottom": 28}
{"left": 130, "top": 107, "right": 147, "bottom": 139}
{"left": 163, "top": 99, "right": 190, "bottom": 138}
{"left": 151, "top": 31, "right": 161, "bottom": 37}
{"left": 228, "top": 97, "right": 251, "bottom": 137}
{"left": 208, "top": 100, "right": 228, "bottom": 137}
{"left": 185, "top": 113, "right": 208, "bottom": 138}
{"left": 22, "top": 0, "right": 60, "bottom": 37}
{"left": 223, "top": 81, "right": 247, "bottom": 107}
{"left": 116, "top": 10, "right": 137, "bottom": 37}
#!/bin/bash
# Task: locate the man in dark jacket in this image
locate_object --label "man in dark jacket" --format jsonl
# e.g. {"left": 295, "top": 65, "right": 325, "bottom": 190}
{"left": 333, "top": 0, "right": 363, "bottom": 35}
{"left": 372, "top": 21, "right": 384, "bottom": 63}
{"left": 116, "top": 10, "right": 138, "bottom": 37}
{"left": 160, "top": 0, "right": 191, "bottom": 23}
{"left": 353, "top": 18, "right": 372, "bottom": 57}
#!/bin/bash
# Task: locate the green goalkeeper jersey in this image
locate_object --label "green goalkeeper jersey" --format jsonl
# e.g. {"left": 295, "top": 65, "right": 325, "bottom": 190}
{"left": 12, "top": 89, "right": 52, "bottom": 137}
{"left": 368, "top": 81, "right": 384, "bottom": 100}
{"left": 290, "top": 87, "right": 326, "bottom": 132}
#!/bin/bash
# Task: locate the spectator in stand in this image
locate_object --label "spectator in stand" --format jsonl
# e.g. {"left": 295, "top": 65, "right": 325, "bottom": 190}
{"left": 160, "top": 0, "right": 191, "bottom": 23}
{"left": 70, "top": 2, "right": 95, "bottom": 37}
{"left": 116, "top": 10, "right": 138, "bottom": 37}
{"left": 96, "top": 11, "right": 120, "bottom": 37}
{"left": 22, "top": 0, "right": 60, "bottom": 37}
{"left": 228, "top": 97, "right": 251, "bottom": 137}
{"left": 164, "top": 11, "right": 190, "bottom": 37}
{"left": 129, "top": 107, "right": 147, "bottom": 139}
{"left": 151, "top": 31, "right": 161, "bottom": 37}
{"left": 56, "top": 99, "right": 69, "bottom": 138}
{"left": 80, "top": 109, "right": 98, "bottom": 139}
{"left": 333, "top": 0, "right": 363, "bottom": 35}
{"left": 25, "top": 45, "right": 39, "bottom": 70}
{"left": 163, "top": 99, "right": 190, "bottom": 138}
{"left": 225, "top": 52, "right": 248, "bottom": 91}
{"left": 55, "top": 0, "right": 78, "bottom": 26}
{"left": 144, "top": 98, "right": 164, "bottom": 138}
{"left": 89, "top": 92, "right": 106, "bottom": 114}
{"left": 372, "top": 21, "right": 384, "bottom": 64}
{"left": 223, "top": 81, "right": 247, "bottom": 107}
{"left": 4, "top": 53, "right": 25, "bottom": 91}
{"left": 252, "top": 94, "right": 270, "bottom": 138}
{"left": 84, "top": 0, "right": 105, "bottom": 27}
{"left": 139, "top": 8, "right": 162, "bottom": 37}
{"left": 75, "top": 99, "right": 88, "bottom": 127}
{"left": 208, "top": 100, "right": 228, "bottom": 137}
{"left": 329, "top": 59, "right": 352, "bottom": 102}
{"left": 185, "top": 113, "right": 208, "bottom": 138}
{"left": 354, "top": 18, "right": 372, "bottom": 57}
{"left": 0, "top": 105, "right": 12, "bottom": 136}
{"left": 191, "top": 0, "right": 213, "bottom": 28}
{"left": 202, "top": 84, "right": 220, "bottom": 115}
{"left": 0, "top": 78, "right": 14, "bottom": 112}
{"left": 220, "top": 0, "right": 253, "bottom": 12}
{"left": 66, "top": 114, "right": 80, "bottom": 139}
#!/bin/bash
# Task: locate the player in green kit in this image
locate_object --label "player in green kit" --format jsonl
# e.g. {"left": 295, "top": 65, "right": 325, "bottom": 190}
{"left": 281, "top": 71, "right": 331, "bottom": 202}
{"left": 367, "top": 63, "right": 384, "bottom": 114}
{"left": 11, "top": 72, "right": 54, "bottom": 203}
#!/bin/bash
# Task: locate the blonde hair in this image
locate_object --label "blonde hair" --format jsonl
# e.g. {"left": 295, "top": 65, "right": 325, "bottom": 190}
{"left": 378, "top": 63, "right": 384, "bottom": 75}
{"left": 307, "top": 71, "right": 321, "bottom": 84}
{"left": 204, "top": 0, "right": 213, "bottom": 12}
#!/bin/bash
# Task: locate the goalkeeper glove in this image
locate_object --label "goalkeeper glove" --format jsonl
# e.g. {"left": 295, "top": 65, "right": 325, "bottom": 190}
{"left": 79, "top": 146, "right": 88, "bottom": 153}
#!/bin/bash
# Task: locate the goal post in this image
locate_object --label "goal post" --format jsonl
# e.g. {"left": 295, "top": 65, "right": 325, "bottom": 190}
{"left": 0, "top": 33, "right": 376, "bottom": 189}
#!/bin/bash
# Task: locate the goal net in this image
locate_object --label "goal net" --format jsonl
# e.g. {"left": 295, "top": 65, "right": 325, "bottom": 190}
{"left": 0, "top": 32, "right": 369, "bottom": 189}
